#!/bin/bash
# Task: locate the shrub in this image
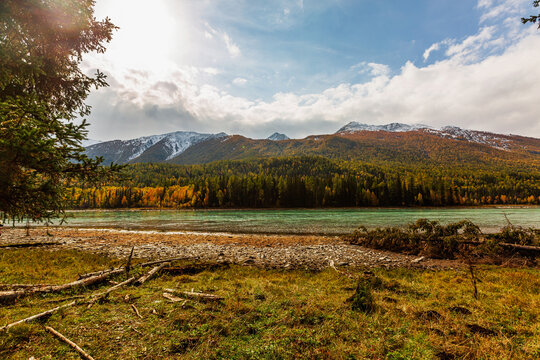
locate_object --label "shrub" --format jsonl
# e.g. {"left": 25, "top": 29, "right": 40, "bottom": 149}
{"left": 349, "top": 279, "right": 375, "bottom": 313}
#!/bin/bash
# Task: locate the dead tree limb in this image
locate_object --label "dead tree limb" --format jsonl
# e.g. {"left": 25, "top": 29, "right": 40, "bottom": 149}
{"left": 134, "top": 263, "right": 170, "bottom": 286}
{"left": 45, "top": 326, "right": 96, "bottom": 360}
{"left": 165, "top": 288, "right": 224, "bottom": 302}
{"left": 0, "top": 268, "right": 125, "bottom": 303}
{"left": 162, "top": 292, "right": 185, "bottom": 302}
{"left": 0, "top": 284, "right": 54, "bottom": 290}
{"left": 0, "top": 301, "right": 77, "bottom": 331}
{"left": 125, "top": 247, "right": 135, "bottom": 277}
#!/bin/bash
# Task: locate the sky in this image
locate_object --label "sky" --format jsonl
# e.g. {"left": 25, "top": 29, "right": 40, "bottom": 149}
{"left": 82, "top": 0, "right": 540, "bottom": 140}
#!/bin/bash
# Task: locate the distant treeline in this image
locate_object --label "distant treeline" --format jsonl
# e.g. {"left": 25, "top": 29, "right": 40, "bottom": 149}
{"left": 67, "top": 157, "right": 540, "bottom": 208}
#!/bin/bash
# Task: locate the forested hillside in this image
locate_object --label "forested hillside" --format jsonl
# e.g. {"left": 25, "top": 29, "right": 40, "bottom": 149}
{"left": 68, "top": 157, "right": 540, "bottom": 208}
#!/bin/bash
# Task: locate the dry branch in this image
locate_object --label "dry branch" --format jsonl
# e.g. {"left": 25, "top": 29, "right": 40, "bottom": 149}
{"left": 125, "top": 247, "right": 135, "bottom": 277}
{"left": 0, "top": 268, "right": 125, "bottom": 303}
{"left": 164, "top": 288, "right": 224, "bottom": 302}
{"left": 78, "top": 268, "right": 120, "bottom": 280}
{"left": 162, "top": 292, "right": 185, "bottom": 303}
{"left": 134, "top": 262, "right": 170, "bottom": 286}
{"left": 0, "top": 284, "right": 54, "bottom": 290}
{"left": 131, "top": 304, "right": 143, "bottom": 319}
{"left": 45, "top": 326, "right": 95, "bottom": 360}
{"left": 0, "top": 301, "right": 77, "bottom": 331}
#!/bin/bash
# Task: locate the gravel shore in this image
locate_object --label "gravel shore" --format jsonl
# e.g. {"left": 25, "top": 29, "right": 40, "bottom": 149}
{"left": 0, "top": 228, "right": 458, "bottom": 270}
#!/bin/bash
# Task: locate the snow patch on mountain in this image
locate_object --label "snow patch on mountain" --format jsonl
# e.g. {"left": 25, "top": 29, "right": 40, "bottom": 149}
{"left": 267, "top": 132, "right": 290, "bottom": 141}
{"left": 337, "top": 122, "right": 514, "bottom": 150}
{"left": 163, "top": 132, "right": 228, "bottom": 160}
{"left": 337, "top": 122, "right": 431, "bottom": 133}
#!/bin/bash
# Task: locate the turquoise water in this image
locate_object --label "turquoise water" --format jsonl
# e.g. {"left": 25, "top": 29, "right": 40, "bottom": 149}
{"left": 47, "top": 207, "right": 540, "bottom": 235}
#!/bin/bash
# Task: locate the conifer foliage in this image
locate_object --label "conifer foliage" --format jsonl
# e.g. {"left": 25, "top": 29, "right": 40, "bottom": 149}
{"left": 0, "top": 0, "right": 119, "bottom": 222}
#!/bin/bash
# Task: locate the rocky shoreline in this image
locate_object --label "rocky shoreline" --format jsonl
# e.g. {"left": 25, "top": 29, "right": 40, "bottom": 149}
{"left": 0, "top": 228, "right": 458, "bottom": 270}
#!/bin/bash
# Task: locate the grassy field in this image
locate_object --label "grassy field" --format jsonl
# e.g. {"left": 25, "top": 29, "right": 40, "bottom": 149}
{"left": 0, "top": 249, "right": 538, "bottom": 359}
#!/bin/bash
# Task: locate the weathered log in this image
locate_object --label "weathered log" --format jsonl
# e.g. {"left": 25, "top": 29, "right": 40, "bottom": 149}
{"left": 134, "top": 263, "right": 170, "bottom": 286}
{"left": 499, "top": 242, "right": 540, "bottom": 253}
{"left": 0, "top": 268, "right": 125, "bottom": 303}
{"left": 45, "top": 326, "right": 96, "bottom": 360}
{"left": 138, "top": 257, "right": 188, "bottom": 268}
{"left": 78, "top": 268, "right": 119, "bottom": 280}
{"left": 0, "top": 301, "right": 77, "bottom": 331}
{"left": 0, "top": 284, "right": 54, "bottom": 290}
{"left": 164, "top": 288, "right": 224, "bottom": 302}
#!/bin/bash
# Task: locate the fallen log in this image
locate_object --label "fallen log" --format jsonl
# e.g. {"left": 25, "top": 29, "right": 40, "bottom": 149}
{"left": 499, "top": 242, "right": 540, "bottom": 253}
{"left": 0, "top": 268, "right": 125, "bottom": 303}
{"left": 134, "top": 263, "right": 170, "bottom": 286}
{"left": 45, "top": 326, "right": 96, "bottom": 360}
{"left": 137, "top": 257, "right": 188, "bottom": 268}
{"left": 78, "top": 268, "right": 120, "bottom": 280}
{"left": 0, "top": 284, "right": 54, "bottom": 290}
{"left": 164, "top": 288, "right": 224, "bottom": 302}
{"left": 0, "top": 300, "right": 78, "bottom": 331}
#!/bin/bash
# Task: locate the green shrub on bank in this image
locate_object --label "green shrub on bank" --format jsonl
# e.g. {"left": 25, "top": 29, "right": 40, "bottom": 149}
{"left": 344, "top": 219, "right": 539, "bottom": 259}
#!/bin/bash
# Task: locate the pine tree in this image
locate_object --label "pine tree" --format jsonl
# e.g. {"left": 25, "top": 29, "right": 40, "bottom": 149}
{"left": 0, "top": 0, "right": 120, "bottom": 222}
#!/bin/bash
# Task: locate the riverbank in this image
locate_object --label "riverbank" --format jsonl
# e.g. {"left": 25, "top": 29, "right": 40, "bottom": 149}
{"left": 1, "top": 228, "right": 458, "bottom": 270}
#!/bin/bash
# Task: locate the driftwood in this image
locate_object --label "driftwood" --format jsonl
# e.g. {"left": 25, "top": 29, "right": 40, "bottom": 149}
{"left": 3, "top": 276, "right": 138, "bottom": 330}
{"left": 0, "top": 268, "right": 125, "bottom": 303}
{"left": 0, "top": 284, "right": 54, "bottom": 290}
{"left": 0, "top": 301, "right": 78, "bottom": 331}
{"left": 0, "top": 242, "right": 60, "bottom": 248}
{"left": 78, "top": 267, "right": 120, "bottom": 280}
{"left": 134, "top": 263, "right": 170, "bottom": 286}
{"left": 162, "top": 292, "right": 185, "bottom": 303}
{"left": 164, "top": 288, "right": 224, "bottom": 302}
{"left": 45, "top": 326, "right": 96, "bottom": 360}
{"left": 138, "top": 257, "right": 188, "bottom": 268}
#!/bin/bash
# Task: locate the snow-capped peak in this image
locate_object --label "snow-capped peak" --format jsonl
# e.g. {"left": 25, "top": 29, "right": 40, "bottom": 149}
{"left": 336, "top": 122, "right": 431, "bottom": 133}
{"left": 267, "top": 132, "right": 290, "bottom": 141}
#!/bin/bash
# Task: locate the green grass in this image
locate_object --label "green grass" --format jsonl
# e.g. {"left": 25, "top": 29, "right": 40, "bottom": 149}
{"left": 0, "top": 249, "right": 539, "bottom": 359}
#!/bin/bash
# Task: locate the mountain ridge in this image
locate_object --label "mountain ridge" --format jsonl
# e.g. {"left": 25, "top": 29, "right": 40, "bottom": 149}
{"left": 84, "top": 123, "right": 540, "bottom": 166}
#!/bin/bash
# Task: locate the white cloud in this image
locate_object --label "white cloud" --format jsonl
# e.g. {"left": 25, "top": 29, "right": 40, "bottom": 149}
{"left": 351, "top": 62, "right": 391, "bottom": 77}
{"left": 423, "top": 43, "right": 440, "bottom": 61}
{"left": 223, "top": 33, "right": 241, "bottom": 58}
{"left": 233, "top": 77, "right": 248, "bottom": 85}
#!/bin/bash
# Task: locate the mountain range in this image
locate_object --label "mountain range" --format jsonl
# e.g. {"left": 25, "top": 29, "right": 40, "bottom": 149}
{"left": 84, "top": 122, "right": 540, "bottom": 167}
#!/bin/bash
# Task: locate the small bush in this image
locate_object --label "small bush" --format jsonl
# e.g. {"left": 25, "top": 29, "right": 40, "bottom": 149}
{"left": 349, "top": 279, "right": 375, "bottom": 313}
